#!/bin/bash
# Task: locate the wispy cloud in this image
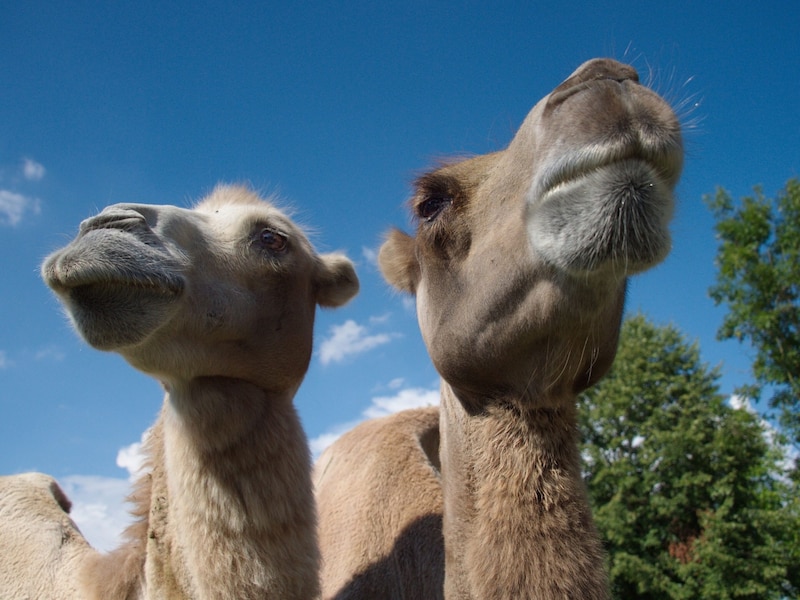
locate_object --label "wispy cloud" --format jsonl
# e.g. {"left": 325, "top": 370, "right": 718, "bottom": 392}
{"left": 401, "top": 296, "right": 416, "bottom": 313}
{"left": 35, "top": 345, "right": 66, "bottom": 362}
{"left": 318, "top": 319, "right": 397, "bottom": 365}
{"left": 60, "top": 474, "right": 131, "bottom": 552}
{"left": 309, "top": 383, "right": 440, "bottom": 458}
{"left": 363, "top": 386, "right": 440, "bottom": 419}
{"left": 309, "top": 421, "right": 363, "bottom": 458}
{"left": 730, "top": 395, "right": 798, "bottom": 476}
{"left": 0, "top": 157, "right": 45, "bottom": 226}
{"left": 60, "top": 433, "right": 149, "bottom": 552}
{"left": 116, "top": 432, "right": 149, "bottom": 481}
{"left": 362, "top": 246, "right": 378, "bottom": 267}
{"left": 0, "top": 190, "right": 41, "bottom": 226}
{"left": 0, "top": 347, "right": 63, "bottom": 369}
{"left": 368, "top": 313, "right": 391, "bottom": 325}
{"left": 22, "top": 158, "right": 45, "bottom": 181}
{"left": 387, "top": 377, "right": 406, "bottom": 389}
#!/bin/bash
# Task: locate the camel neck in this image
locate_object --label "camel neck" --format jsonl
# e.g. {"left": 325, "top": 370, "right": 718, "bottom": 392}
{"left": 165, "top": 376, "right": 292, "bottom": 451}
{"left": 439, "top": 385, "right": 608, "bottom": 600}
{"left": 150, "top": 377, "right": 319, "bottom": 599}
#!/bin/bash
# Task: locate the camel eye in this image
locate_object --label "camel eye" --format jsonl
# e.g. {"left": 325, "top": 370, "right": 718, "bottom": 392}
{"left": 417, "top": 196, "right": 452, "bottom": 222}
{"left": 258, "top": 228, "right": 288, "bottom": 253}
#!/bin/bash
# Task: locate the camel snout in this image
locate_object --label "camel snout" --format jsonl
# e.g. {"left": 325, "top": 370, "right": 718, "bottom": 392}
{"left": 546, "top": 58, "right": 640, "bottom": 109}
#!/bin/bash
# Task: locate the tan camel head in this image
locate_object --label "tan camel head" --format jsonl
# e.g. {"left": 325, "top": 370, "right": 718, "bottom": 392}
{"left": 43, "top": 185, "right": 359, "bottom": 391}
{"left": 379, "top": 58, "right": 682, "bottom": 403}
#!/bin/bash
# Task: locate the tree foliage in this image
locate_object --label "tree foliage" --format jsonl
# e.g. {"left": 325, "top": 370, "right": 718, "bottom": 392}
{"left": 579, "top": 314, "right": 799, "bottom": 599}
{"left": 706, "top": 178, "right": 800, "bottom": 453}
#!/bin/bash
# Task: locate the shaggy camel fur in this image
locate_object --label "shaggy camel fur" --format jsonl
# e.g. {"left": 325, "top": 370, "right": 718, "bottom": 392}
{"left": 315, "top": 58, "right": 683, "bottom": 599}
{"left": 0, "top": 185, "right": 358, "bottom": 599}
{"left": 0, "top": 473, "right": 92, "bottom": 597}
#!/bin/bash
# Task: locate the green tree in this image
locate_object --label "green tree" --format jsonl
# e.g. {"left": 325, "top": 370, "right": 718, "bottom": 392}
{"left": 706, "top": 178, "right": 800, "bottom": 456}
{"left": 578, "top": 314, "right": 799, "bottom": 599}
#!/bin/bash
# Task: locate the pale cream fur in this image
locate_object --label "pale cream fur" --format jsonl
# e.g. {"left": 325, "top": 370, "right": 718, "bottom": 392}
{"left": 315, "top": 59, "right": 683, "bottom": 599}
{"left": 0, "top": 185, "right": 358, "bottom": 599}
{"left": 0, "top": 473, "right": 91, "bottom": 597}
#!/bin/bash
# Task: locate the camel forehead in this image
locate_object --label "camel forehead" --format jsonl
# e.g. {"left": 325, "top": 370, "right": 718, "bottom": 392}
{"left": 193, "top": 187, "right": 306, "bottom": 241}
{"left": 195, "top": 185, "right": 275, "bottom": 212}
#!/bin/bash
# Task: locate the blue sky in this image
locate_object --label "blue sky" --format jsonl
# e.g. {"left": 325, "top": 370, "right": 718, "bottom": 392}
{"left": 2, "top": 2, "right": 798, "bottom": 550}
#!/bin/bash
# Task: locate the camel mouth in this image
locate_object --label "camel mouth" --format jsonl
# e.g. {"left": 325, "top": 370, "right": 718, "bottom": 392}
{"left": 42, "top": 229, "right": 186, "bottom": 299}
{"left": 528, "top": 155, "right": 676, "bottom": 276}
{"left": 69, "top": 276, "right": 184, "bottom": 302}
{"left": 539, "top": 146, "right": 682, "bottom": 203}
{"left": 48, "top": 267, "right": 185, "bottom": 300}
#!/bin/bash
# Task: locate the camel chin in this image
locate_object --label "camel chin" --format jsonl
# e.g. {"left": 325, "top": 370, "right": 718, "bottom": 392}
{"left": 530, "top": 158, "right": 675, "bottom": 276}
{"left": 64, "top": 282, "right": 182, "bottom": 349}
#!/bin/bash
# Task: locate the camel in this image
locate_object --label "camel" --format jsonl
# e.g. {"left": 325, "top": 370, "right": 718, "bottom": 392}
{"left": 0, "top": 185, "right": 359, "bottom": 599}
{"left": 314, "top": 58, "right": 683, "bottom": 599}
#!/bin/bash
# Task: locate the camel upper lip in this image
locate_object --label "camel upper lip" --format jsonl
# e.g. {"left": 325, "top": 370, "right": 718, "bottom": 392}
{"left": 538, "top": 143, "right": 682, "bottom": 201}
{"left": 47, "top": 267, "right": 185, "bottom": 297}
{"left": 43, "top": 239, "right": 185, "bottom": 298}
{"left": 42, "top": 223, "right": 187, "bottom": 297}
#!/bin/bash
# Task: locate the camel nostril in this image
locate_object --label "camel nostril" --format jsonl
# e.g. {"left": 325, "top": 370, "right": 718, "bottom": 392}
{"left": 78, "top": 209, "right": 149, "bottom": 235}
{"left": 569, "top": 58, "right": 639, "bottom": 86}
{"left": 547, "top": 59, "right": 640, "bottom": 108}
{"left": 586, "top": 58, "right": 639, "bottom": 84}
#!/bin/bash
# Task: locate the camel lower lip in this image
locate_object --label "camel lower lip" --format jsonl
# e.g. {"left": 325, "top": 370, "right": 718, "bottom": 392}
{"left": 68, "top": 279, "right": 182, "bottom": 306}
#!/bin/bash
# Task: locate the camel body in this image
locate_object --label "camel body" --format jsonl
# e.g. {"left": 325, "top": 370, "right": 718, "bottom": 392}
{"left": 316, "top": 58, "right": 683, "bottom": 599}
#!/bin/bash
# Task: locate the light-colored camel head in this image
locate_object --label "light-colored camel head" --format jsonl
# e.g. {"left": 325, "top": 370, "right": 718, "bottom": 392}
{"left": 43, "top": 185, "right": 359, "bottom": 392}
{"left": 379, "top": 58, "right": 682, "bottom": 404}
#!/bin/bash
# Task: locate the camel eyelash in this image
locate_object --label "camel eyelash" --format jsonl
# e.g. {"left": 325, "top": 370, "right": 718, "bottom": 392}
{"left": 411, "top": 174, "right": 462, "bottom": 225}
{"left": 416, "top": 195, "right": 454, "bottom": 222}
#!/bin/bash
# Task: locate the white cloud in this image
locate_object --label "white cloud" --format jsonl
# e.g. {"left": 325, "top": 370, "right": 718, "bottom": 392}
{"left": 22, "top": 158, "right": 45, "bottom": 181}
{"left": 0, "top": 350, "right": 8, "bottom": 369}
{"left": 0, "top": 189, "right": 41, "bottom": 226}
{"left": 368, "top": 313, "right": 391, "bottom": 325}
{"left": 57, "top": 433, "right": 149, "bottom": 553}
{"left": 308, "top": 421, "right": 362, "bottom": 458}
{"left": 309, "top": 383, "right": 440, "bottom": 458}
{"left": 401, "top": 296, "right": 416, "bottom": 313}
{"left": 362, "top": 246, "right": 378, "bottom": 267}
{"left": 60, "top": 474, "right": 132, "bottom": 553}
{"left": 318, "top": 319, "right": 396, "bottom": 365}
{"left": 387, "top": 377, "right": 405, "bottom": 389}
{"left": 729, "top": 394, "right": 754, "bottom": 412}
{"left": 363, "top": 386, "right": 440, "bottom": 419}
{"left": 35, "top": 345, "right": 66, "bottom": 362}
{"left": 729, "top": 394, "right": 799, "bottom": 477}
{"left": 116, "top": 433, "right": 149, "bottom": 481}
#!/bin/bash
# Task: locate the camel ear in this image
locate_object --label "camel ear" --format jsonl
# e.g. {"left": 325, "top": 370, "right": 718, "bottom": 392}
{"left": 378, "top": 229, "right": 419, "bottom": 294}
{"left": 315, "top": 253, "right": 359, "bottom": 308}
